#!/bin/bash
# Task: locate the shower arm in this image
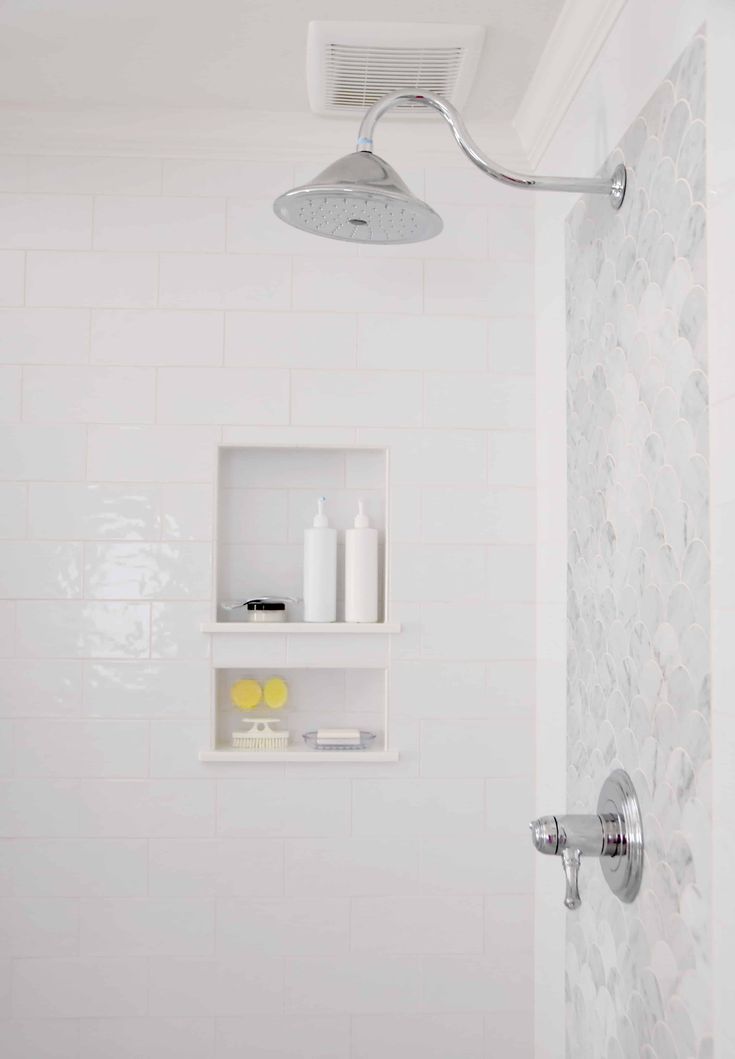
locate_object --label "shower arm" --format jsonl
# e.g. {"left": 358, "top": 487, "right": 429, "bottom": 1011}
{"left": 356, "top": 91, "right": 626, "bottom": 208}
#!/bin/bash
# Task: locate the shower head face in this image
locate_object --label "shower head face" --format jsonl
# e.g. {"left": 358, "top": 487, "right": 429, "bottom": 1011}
{"left": 273, "top": 151, "right": 443, "bottom": 245}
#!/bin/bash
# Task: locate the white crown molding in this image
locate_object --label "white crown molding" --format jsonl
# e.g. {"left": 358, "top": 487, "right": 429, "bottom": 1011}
{"left": 0, "top": 104, "right": 528, "bottom": 169}
{"left": 513, "top": 0, "right": 627, "bottom": 170}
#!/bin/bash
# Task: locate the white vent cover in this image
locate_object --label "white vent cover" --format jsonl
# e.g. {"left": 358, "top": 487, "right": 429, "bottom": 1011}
{"left": 306, "top": 22, "right": 485, "bottom": 117}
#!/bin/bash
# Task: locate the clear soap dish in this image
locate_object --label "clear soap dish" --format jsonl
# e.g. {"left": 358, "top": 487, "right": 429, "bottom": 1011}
{"left": 302, "top": 730, "right": 376, "bottom": 752}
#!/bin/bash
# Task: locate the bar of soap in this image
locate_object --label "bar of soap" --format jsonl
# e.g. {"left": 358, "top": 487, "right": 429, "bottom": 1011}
{"left": 316, "top": 728, "right": 361, "bottom": 744}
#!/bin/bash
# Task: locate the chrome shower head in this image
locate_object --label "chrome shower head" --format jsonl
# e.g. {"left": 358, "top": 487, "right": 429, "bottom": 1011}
{"left": 273, "top": 150, "right": 442, "bottom": 244}
{"left": 273, "top": 90, "right": 627, "bottom": 246}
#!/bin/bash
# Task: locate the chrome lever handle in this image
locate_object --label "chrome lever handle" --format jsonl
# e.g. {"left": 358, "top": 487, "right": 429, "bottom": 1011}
{"left": 561, "top": 849, "right": 582, "bottom": 910}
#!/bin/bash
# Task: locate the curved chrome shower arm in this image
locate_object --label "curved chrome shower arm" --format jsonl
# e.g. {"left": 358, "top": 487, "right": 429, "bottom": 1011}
{"left": 357, "top": 91, "right": 626, "bottom": 207}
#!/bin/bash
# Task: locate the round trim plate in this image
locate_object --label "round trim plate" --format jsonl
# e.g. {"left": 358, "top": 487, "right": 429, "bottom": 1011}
{"left": 597, "top": 768, "right": 644, "bottom": 903}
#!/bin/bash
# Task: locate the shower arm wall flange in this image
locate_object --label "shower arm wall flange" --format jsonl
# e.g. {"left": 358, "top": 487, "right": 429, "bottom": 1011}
{"left": 356, "top": 91, "right": 627, "bottom": 209}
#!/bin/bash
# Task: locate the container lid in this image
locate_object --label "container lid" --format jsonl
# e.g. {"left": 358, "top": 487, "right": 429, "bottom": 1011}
{"left": 245, "top": 599, "right": 287, "bottom": 612}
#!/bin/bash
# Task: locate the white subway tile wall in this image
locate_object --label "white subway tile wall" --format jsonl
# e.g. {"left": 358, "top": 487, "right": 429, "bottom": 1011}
{"left": 0, "top": 149, "right": 534, "bottom": 1058}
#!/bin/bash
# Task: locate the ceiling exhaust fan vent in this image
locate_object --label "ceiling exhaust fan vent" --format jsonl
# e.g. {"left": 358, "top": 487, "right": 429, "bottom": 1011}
{"left": 307, "top": 22, "right": 485, "bottom": 117}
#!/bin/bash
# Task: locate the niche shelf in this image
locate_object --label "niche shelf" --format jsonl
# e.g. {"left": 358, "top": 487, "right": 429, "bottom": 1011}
{"left": 199, "top": 443, "right": 399, "bottom": 764}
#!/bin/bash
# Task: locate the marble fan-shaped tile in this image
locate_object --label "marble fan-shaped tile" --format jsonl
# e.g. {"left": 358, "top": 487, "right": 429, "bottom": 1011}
{"left": 675, "top": 35, "right": 705, "bottom": 120}
{"left": 663, "top": 178, "right": 693, "bottom": 242}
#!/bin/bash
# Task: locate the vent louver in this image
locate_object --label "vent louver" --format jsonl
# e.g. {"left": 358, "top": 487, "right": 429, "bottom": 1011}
{"left": 307, "top": 22, "right": 485, "bottom": 117}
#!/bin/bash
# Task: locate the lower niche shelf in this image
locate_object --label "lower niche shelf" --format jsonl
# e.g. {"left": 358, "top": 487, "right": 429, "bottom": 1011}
{"left": 199, "top": 748, "right": 400, "bottom": 763}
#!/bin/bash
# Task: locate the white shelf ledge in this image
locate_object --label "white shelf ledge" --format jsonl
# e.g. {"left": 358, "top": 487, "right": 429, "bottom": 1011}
{"left": 201, "top": 622, "right": 401, "bottom": 635}
{"left": 199, "top": 748, "right": 400, "bottom": 763}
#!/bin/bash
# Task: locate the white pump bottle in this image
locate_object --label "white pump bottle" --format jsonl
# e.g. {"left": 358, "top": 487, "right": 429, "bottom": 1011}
{"left": 303, "top": 497, "right": 337, "bottom": 623}
{"left": 345, "top": 500, "right": 379, "bottom": 623}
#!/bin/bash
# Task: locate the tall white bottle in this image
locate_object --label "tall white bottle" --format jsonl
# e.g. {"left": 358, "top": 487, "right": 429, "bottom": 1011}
{"left": 345, "top": 500, "right": 379, "bottom": 623}
{"left": 303, "top": 497, "right": 337, "bottom": 623}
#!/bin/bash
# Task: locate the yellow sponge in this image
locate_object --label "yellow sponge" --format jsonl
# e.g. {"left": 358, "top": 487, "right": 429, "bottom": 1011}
{"left": 264, "top": 676, "right": 288, "bottom": 710}
{"left": 230, "top": 678, "right": 262, "bottom": 711}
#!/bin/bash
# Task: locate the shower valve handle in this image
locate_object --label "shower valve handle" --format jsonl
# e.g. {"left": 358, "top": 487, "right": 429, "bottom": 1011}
{"left": 529, "top": 771, "right": 644, "bottom": 911}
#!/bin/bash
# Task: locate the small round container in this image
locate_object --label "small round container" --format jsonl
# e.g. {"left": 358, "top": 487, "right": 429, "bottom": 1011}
{"left": 245, "top": 599, "right": 287, "bottom": 623}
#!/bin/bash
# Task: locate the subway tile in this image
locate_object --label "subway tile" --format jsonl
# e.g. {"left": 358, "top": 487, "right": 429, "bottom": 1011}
{"left": 159, "top": 253, "right": 290, "bottom": 310}
{"left": 217, "top": 778, "right": 350, "bottom": 837}
{"left": 75, "top": 780, "right": 215, "bottom": 838}
{"left": 285, "top": 955, "right": 420, "bottom": 1013}
{"left": 350, "top": 896, "right": 483, "bottom": 955}
{"left": 83, "top": 660, "right": 209, "bottom": 719}
{"left": 0, "top": 365, "right": 20, "bottom": 420}
{"left": 484, "top": 894, "right": 533, "bottom": 963}
{"left": 149, "top": 838, "right": 284, "bottom": 897}
{"left": 421, "top": 602, "right": 534, "bottom": 660}
{"left": 23, "top": 365, "right": 155, "bottom": 423}
{"left": 83, "top": 541, "right": 211, "bottom": 600}
{"left": 420, "top": 830, "right": 531, "bottom": 896}
{"left": 291, "top": 370, "right": 422, "bottom": 428}
{"left": 0, "top": 896, "right": 80, "bottom": 955}
{"left": 148, "top": 955, "right": 283, "bottom": 1015}
{"left": 0, "top": 307, "right": 90, "bottom": 363}
{"left": 28, "top": 482, "right": 159, "bottom": 541}
{"left": 425, "top": 166, "right": 523, "bottom": 207}
{"left": 0, "top": 779, "right": 81, "bottom": 837}
{"left": 424, "top": 261, "right": 533, "bottom": 316}
{"left": 219, "top": 487, "right": 288, "bottom": 544}
{"left": 15, "top": 601, "right": 150, "bottom": 659}
{"left": 391, "top": 543, "right": 486, "bottom": 602}
{"left": 11, "top": 838, "right": 148, "bottom": 896}
{"left": 285, "top": 837, "right": 420, "bottom": 896}
{"left": 13, "top": 720, "right": 149, "bottom": 778}
{"left": 0, "top": 250, "right": 24, "bottom": 306}
{"left": 12, "top": 957, "right": 148, "bottom": 1017}
{"left": 351, "top": 1013, "right": 485, "bottom": 1059}
{"left": 487, "top": 206, "right": 534, "bottom": 262}
{"left": 0, "top": 424, "right": 86, "bottom": 480}
{"left": 0, "top": 156, "right": 28, "bottom": 192}
{"left": 0, "top": 602, "right": 14, "bottom": 657}
{"left": 292, "top": 258, "right": 422, "bottom": 313}
{"left": 485, "top": 778, "right": 535, "bottom": 893}
{"left": 148, "top": 721, "right": 210, "bottom": 777}
{"left": 216, "top": 898, "right": 348, "bottom": 956}
{"left": 487, "top": 317, "right": 535, "bottom": 374}
{"left": 0, "top": 194, "right": 92, "bottom": 249}
{"left": 0, "top": 659, "right": 82, "bottom": 719}
{"left": 358, "top": 428, "right": 487, "bottom": 486}
{"left": 420, "top": 956, "right": 530, "bottom": 1013}
{"left": 94, "top": 196, "right": 225, "bottom": 252}
{"left": 424, "top": 373, "right": 534, "bottom": 429}
{"left": 357, "top": 314, "right": 486, "bottom": 371}
{"left": 91, "top": 308, "right": 223, "bottom": 366}
{"left": 215, "top": 1015, "right": 348, "bottom": 1059}
{"left": 0, "top": 1017, "right": 81, "bottom": 1058}
{"left": 485, "top": 546, "right": 535, "bottom": 602}
{"left": 225, "top": 311, "right": 357, "bottom": 369}
{"left": 390, "top": 661, "right": 488, "bottom": 719}
{"left": 29, "top": 156, "right": 161, "bottom": 194}
{"left": 487, "top": 430, "right": 536, "bottom": 486}
{"left": 162, "top": 158, "right": 293, "bottom": 197}
{"left": 26, "top": 251, "right": 158, "bottom": 307}
{"left": 87, "top": 425, "right": 218, "bottom": 482}
{"left": 151, "top": 601, "right": 211, "bottom": 659}
{"left": 79, "top": 1017, "right": 214, "bottom": 1059}
{"left": 0, "top": 541, "right": 81, "bottom": 598}
{"left": 351, "top": 778, "right": 485, "bottom": 837}
{"left": 420, "top": 714, "right": 533, "bottom": 778}
{"left": 157, "top": 366, "right": 289, "bottom": 424}
{"left": 79, "top": 897, "right": 214, "bottom": 956}
{"left": 160, "top": 483, "right": 214, "bottom": 540}
{"left": 219, "top": 445, "right": 346, "bottom": 489}
{"left": 421, "top": 488, "right": 535, "bottom": 544}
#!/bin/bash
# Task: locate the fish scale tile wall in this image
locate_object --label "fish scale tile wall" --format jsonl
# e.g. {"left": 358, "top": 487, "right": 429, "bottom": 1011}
{"left": 0, "top": 134, "right": 536, "bottom": 1053}
{"left": 565, "top": 32, "right": 711, "bottom": 1059}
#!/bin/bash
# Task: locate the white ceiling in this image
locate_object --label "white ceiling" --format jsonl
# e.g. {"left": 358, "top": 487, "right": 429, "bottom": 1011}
{"left": 0, "top": 0, "right": 564, "bottom": 122}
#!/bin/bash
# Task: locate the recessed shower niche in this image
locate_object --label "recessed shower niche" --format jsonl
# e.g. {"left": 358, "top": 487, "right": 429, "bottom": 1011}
{"left": 199, "top": 444, "right": 400, "bottom": 762}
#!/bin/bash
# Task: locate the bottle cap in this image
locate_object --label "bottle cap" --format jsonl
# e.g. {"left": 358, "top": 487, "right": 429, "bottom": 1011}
{"left": 313, "top": 496, "right": 329, "bottom": 528}
{"left": 354, "top": 499, "right": 370, "bottom": 528}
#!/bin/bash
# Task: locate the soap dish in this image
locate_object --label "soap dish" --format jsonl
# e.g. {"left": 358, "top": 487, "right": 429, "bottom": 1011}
{"left": 302, "top": 731, "right": 376, "bottom": 752}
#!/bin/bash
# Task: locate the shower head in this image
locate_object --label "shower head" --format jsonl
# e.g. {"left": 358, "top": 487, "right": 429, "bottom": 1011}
{"left": 273, "top": 149, "right": 442, "bottom": 245}
{"left": 274, "top": 90, "right": 627, "bottom": 245}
